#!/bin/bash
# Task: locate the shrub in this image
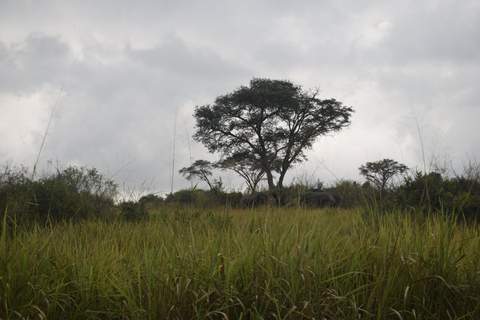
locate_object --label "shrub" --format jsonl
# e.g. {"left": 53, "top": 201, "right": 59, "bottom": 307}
{"left": 165, "top": 188, "right": 243, "bottom": 208}
{"left": 281, "top": 184, "right": 308, "bottom": 206}
{"left": 165, "top": 189, "right": 202, "bottom": 206}
{"left": 0, "top": 163, "right": 117, "bottom": 226}
{"left": 396, "top": 171, "right": 443, "bottom": 210}
{"left": 395, "top": 171, "right": 480, "bottom": 221}
{"left": 328, "top": 179, "right": 374, "bottom": 208}
{"left": 139, "top": 193, "right": 164, "bottom": 211}
{"left": 0, "top": 163, "right": 32, "bottom": 223}
{"left": 119, "top": 200, "right": 149, "bottom": 222}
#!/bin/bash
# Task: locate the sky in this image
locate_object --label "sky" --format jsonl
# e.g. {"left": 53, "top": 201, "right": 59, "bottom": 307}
{"left": 1, "top": 0, "right": 479, "bottom": 197}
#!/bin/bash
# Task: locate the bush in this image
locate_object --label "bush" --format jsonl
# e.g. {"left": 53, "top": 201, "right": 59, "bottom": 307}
{"left": 139, "top": 193, "right": 164, "bottom": 211}
{"left": 165, "top": 188, "right": 243, "bottom": 208}
{"left": 165, "top": 189, "right": 202, "bottom": 206}
{"left": 281, "top": 184, "right": 307, "bottom": 206}
{"left": 283, "top": 180, "right": 374, "bottom": 209}
{"left": 328, "top": 179, "right": 375, "bottom": 208}
{"left": 119, "top": 201, "right": 149, "bottom": 222}
{"left": 0, "top": 163, "right": 32, "bottom": 222}
{"left": 396, "top": 171, "right": 443, "bottom": 210}
{"left": 0, "top": 162, "right": 117, "bottom": 226}
{"left": 395, "top": 171, "right": 480, "bottom": 221}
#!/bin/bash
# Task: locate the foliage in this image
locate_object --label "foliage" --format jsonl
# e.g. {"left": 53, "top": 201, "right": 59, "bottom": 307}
{"left": 193, "top": 78, "right": 354, "bottom": 190}
{"left": 281, "top": 184, "right": 308, "bottom": 206}
{"left": 0, "top": 163, "right": 32, "bottom": 220}
{"left": 359, "top": 159, "right": 408, "bottom": 194}
{"left": 178, "top": 160, "right": 215, "bottom": 190}
{"left": 165, "top": 188, "right": 243, "bottom": 209}
{"left": 119, "top": 200, "right": 149, "bottom": 222}
{"left": 396, "top": 171, "right": 480, "bottom": 220}
{"left": 138, "top": 193, "right": 164, "bottom": 211}
{"left": 215, "top": 151, "right": 266, "bottom": 193}
{"left": 1, "top": 207, "right": 479, "bottom": 319}
{"left": 329, "top": 179, "right": 376, "bottom": 208}
{"left": 0, "top": 162, "right": 117, "bottom": 226}
{"left": 396, "top": 171, "right": 445, "bottom": 211}
{"left": 165, "top": 188, "right": 201, "bottom": 205}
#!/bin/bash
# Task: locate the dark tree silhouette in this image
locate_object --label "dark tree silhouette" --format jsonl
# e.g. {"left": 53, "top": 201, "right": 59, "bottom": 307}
{"left": 359, "top": 159, "right": 408, "bottom": 195}
{"left": 215, "top": 151, "right": 267, "bottom": 193}
{"left": 179, "top": 160, "right": 214, "bottom": 189}
{"left": 193, "top": 78, "right": 354, "bottom": 190}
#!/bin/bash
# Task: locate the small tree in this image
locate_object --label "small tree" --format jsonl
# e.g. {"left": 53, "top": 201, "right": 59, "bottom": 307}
{"left": 179, "top": 160, "right": 214, "bottom": 190}
{"left": 215, "top": 151, "right": 267, "bottom": 193}
{"left": 359, "top": 159, "right": 408, "bottom": 197}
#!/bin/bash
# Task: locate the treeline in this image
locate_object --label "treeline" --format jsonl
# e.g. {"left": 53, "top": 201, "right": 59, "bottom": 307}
{"left": 1, "top": 162, "right": 480, "bottom": 227}
{"left": 160, "top": 170, "right": 480, "bottom": 222}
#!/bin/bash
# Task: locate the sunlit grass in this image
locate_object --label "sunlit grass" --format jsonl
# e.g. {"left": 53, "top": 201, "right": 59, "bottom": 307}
{"left": 1, "top": 206, "right": 480, "bottom": 319}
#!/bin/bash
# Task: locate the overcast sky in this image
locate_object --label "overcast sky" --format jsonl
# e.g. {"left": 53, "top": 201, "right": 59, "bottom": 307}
{"left": 1, "top": 0, "right": 479, "bottom": 196}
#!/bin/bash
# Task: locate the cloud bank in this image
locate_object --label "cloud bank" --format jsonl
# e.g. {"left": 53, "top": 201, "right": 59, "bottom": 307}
{"left": 1, "top": 0, "right": 479, "bottom": 195}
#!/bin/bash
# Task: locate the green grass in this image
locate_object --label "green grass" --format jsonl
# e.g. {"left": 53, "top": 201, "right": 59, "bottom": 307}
{"left": 1, "top": 206, "right": 480, "bottom": 319}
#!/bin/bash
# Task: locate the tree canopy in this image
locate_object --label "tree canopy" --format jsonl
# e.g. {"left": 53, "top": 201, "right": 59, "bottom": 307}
{"left": 215, "top": 151, "right": 266, "bottom": 193}
{"left": 179, "top": 160, "right": 214, "bottom": 189}
{"left": 359, "top": 159, "right": 409, "bottom": 193}
{"left": 193, "top": 78, "right": 354, "bottom": 190}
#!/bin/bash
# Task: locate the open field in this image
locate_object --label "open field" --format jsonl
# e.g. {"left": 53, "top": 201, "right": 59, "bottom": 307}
{"left": 1, "top": 206, "right": 480, "bottom": 319}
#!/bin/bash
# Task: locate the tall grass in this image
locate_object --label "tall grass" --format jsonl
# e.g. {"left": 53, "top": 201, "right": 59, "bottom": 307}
{"left": 1, "top": 206, "right": 479, "bottom": 319}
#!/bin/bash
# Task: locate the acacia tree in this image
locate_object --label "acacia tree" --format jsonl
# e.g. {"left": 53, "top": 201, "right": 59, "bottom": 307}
{"left": 359, "top": 159, "right": 408, "bottom": 195}
{"left": 215, "top": 151, "right": 268, "bottom": 193}
{"left": 193, "top": 78, "right": 354, "bottom": 190}
{"left": 179, "top": 160, "right": 214, "bottom": 189}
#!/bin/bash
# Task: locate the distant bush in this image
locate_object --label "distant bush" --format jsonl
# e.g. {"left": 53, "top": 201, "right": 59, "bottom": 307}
{"left": 119, "top": 200, "right": 149, "bottom": 222}
{"left": 395, "top": 171, "right": 442, "bottom": 210}
{"left": 282, "top": 180, "right": 375, "bottom": 209}
{"left": 0, "top": 164, "right": 32, "bottom": 221}
{"left": 165, "top": 188, "right": 243, "bottom": 208}
{"left": 281, "top": 184, "right": 301, "bottom": 206}
{"left": 329, "top": 179, "right": 375, "bottom": 208}
{"left": 0, "top": 162, "right": 117, "bottom": 226}
{"left": 139, "top": 193, "right": 164, "bottom": 211}
{"left": 212, "top": 189, "right": 243, "bottom": 208}
{"left": 165, "top": 189, "right": 203, "bottom": 206}
{"left": 396, "top": 171, "right": 480, "bottom": 221}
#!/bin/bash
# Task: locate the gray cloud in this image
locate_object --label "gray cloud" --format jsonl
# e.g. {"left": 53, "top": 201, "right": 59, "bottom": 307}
{"left": 384, "top": 3, "right": 480, "bottom": 64}
{"left": 0, "top": 33, "right": 72, "bottom": 94}
{"left": 125, "top": 34, "right": 250, "bottom": 93}
{"left": 1, "top": 0, "right": 479, "bottom": 194}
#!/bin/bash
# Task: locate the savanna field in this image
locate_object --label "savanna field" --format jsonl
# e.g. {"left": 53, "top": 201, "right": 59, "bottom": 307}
{"left": 2, "top": 77, "right": 480, "bottom": 318}
{"left": 2, "top": 205, "right": 480, "bottom": 319}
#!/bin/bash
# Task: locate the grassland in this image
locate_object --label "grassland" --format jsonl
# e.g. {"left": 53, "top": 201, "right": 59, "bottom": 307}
{"left": 1, "top": 206, "right": 480, "bottom": 319}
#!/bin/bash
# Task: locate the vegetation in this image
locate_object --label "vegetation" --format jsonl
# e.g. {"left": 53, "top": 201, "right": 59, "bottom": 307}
{"left": 0, "top": 162, "right": 117, "bottom": 227}
{"left": 2, "top": 78, "right": 480, "bottom": 318}
{"left": 179, "top": 160, "right": 216, "bottom": 190}
{"left": 2, "top": 162, "right": 480, "bottom": 319}
{"left": 193, "top": 78, "right": 354, "bottom": 189}
{"left": 359, "top": 159, "right": 408, "bottom": 196}
{"left": 2, "top": 160, "right": 480, "bottom": 319}
{"left": 1, "top": 205, "right": 480, "bottom": 319}
{"left": 164, "top": 188, "right": 243, "bottom": 210}
{"left": 396, "top": 171, "right": 480, "bottom": 221}
{"left": 215, "top": 151, "right": 266, "bottom": 193}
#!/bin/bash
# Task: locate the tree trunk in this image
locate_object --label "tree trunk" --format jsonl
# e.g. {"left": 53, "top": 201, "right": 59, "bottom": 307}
{"left": 258, "top": 147, "right": 276, "bottom": 190}
{"left": 277, "top": 172, "right": 285, "bottom": 189}
{"left": 265, "top": 170, "right": 275, "bottom": 190}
